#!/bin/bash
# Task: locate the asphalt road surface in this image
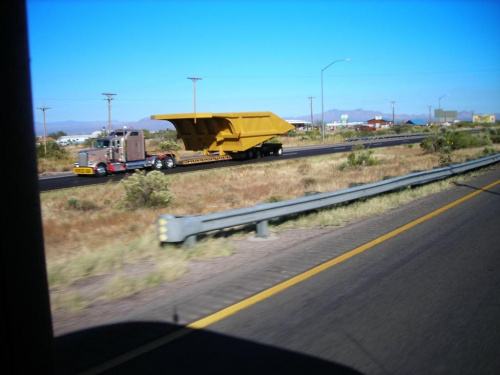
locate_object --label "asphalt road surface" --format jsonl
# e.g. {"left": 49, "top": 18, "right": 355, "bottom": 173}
{"left": 38, "top": 136, "right": 426, "bottom": 192}
{"left": 56, "top": 165, "right": 500, "bottom": 374}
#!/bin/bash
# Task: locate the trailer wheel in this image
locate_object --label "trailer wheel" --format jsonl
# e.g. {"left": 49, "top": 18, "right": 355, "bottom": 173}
{"left": 163, "top": 157, "right": 176, "bottom": 169}
{"left": 153, "top": 158, "right": 163, "bottom": 171}
{"left": 273, "top": 147, "right": 283, "bottom": 156}
{"left": 95, "top": 164, "right": 108, "bottom": 177}
{"left": 246, "top": 149, "right": 255, "bottom": 159}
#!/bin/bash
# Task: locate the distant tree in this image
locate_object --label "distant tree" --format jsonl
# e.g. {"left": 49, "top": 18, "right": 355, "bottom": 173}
{"left": 154, "top": 129, "right": 178, "bottom": 142}
{"left": 83, "top": 138, "right": 95, "bottom": 148}
{"left": 142, "top": 129, "right": 153, "bottom": 139}
{"left": 48, "top": 131, "right": 67, "bottom": 140}
{"left": 36, "top": 141, "right": 68, "bottom": 159}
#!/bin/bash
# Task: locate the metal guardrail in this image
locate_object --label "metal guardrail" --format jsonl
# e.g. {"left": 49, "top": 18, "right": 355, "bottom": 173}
{"left": 157, "top": 154, "right": 500, "bottom": 246}
{"left": 345, "top": 132, "right": 436, "bottom": 142}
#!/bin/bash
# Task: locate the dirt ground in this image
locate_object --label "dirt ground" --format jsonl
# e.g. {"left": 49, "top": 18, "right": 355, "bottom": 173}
{"left": 51, "top": 225, "right": 334, "bottom": 336}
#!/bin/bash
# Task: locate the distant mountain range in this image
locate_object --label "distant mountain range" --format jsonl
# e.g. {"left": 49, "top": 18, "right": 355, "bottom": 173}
{"left": 33, "top": 109, "right": 495, "bottom": 136}
{"left": 34, "top": 117, "right": 173, "bottom": 137}
{"left": 287, "top": 108, "right": 489, "bottom": 124}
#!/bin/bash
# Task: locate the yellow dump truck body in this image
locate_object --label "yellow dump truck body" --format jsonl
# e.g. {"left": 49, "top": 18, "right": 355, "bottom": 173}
{"left": 150, "top": 112, "right": 294, "bottom": 155}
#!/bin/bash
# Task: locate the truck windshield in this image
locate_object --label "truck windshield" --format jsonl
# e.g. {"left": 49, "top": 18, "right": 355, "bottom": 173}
{"left": 96, "top": 139, "right": 110, "bottom": 148}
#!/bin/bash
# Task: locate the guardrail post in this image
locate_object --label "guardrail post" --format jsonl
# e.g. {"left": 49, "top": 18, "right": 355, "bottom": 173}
{"left": 256, "top": 220, "right": 269, "bottom": 238}
{"left": 183, "top": 235, "right": 197, "bottom": 248}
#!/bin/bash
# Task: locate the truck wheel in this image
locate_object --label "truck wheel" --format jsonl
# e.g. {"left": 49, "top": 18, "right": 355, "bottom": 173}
{"left": 95, "top": 164, "right": 108, "bottom": 177}
{"left": 246, "top": 149, "right": 255, "bottom": 159}
{"left": 163, "top": 157, "right": 176, "bottom": 169}
{"left": 274, "top": 147, "right": 283, "bottom": 156}
{"left": 153, "top": 158, "right": 163, "bottom": 170}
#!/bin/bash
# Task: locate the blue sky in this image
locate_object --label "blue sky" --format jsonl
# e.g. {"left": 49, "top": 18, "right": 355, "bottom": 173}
{"left": 27, "top": 0, "right": 500, "bottom": 126}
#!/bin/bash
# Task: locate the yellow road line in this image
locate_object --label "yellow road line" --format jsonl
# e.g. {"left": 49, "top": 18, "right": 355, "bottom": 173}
{"left": 81, "top": 178, "right": 500, "bottom": 375}
{"left": 188, "top": 179, "right": 500, "bottom": 329}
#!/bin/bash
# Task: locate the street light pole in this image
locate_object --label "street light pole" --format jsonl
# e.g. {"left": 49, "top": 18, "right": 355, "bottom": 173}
{"left": 102, "top": 93, "right": 116, "bottom": 133}
{"left": 308, "top": 96, "right": 315, "bottom": 130}
{"left": 37, "top": 103, "right": 51, "bottom": 154}
{"left": 321, "top": 58, "right": 350, "bottom": 141}
{"left": 391, "top": 101, "right": 396, "bottom": 126}
{"left": 187, "top": 77, "right": 202, "bottom": 123}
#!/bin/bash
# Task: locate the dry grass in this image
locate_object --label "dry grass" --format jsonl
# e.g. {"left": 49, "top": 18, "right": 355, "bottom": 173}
{"left": 41, "top": 142, "right": 500, "bottom": 312}
{"left": 42, "top": 144, "right": 496, "bottom": 260}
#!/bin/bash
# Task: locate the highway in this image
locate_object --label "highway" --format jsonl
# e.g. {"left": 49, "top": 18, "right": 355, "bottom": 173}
{"left": 56, "top": 165, "right": 500, "bottom": 374}
{"left": 38, "top": 136, "right": 426, "bottom": 192}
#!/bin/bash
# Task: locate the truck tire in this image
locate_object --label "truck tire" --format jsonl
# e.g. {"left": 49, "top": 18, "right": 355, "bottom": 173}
{"left": 163, "top": 157, "right": 176, "bottom": 169}
{"left": 95, "top": 164, "right": 108, "bottom": 177}
{"left": 152, "top": 158, "right": 163, "bottom": 171}
{"left": 273, "top": 147, "right": 283, "bottom": 156}
{"left": 246, "top": 148, "right": 255, "bottom": 159}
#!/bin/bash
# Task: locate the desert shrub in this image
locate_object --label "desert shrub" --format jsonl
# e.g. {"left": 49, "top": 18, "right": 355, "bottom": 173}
{"left": 421, "top": 131, "right": 490, "bottom": 154}
{"left": 158, "top": 141, "right": 181, "bottom": 151}
{"left": 437, "top": 149, "right": 453, "bottom": 166}
{"left": 302, "top": 178, "right": 317, "bottom": 188}
{"left": 446, "top": 131, "right": 481, "bottom": 149}
{"left": 352, "top": 143, "right": 366, "bottom": 151}
{"left": 67, "top": 197, "right": 99, "bottom": 211}
{"left": 36, "top": 141, "right": 69, "bottom": 159}
{"left": 482, "top": 146, "right": 497, "bottom": 156}
{"left": 266, "top": 195, "right": 284, "bottom": 203}
{"left": 340, "top": 146, "right": 380, "bottom": 170}
{"left": 420, "top": 135, "right": 449, "bottom": 153}
{"left": 120, "top": 170, "right": 174, "bottom": 210}
{"left": 490, "top": 135, "right": 500, "bottom": 143}
{"left": 266, "top": 137, "right": 282, "bottom": 144}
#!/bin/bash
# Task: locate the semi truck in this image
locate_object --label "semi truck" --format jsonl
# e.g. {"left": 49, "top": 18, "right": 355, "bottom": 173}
{"left": 73, "top": 111, "right": 294, "bottom": 177}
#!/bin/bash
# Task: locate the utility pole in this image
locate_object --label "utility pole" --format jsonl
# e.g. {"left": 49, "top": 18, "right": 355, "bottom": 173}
{"left": 102, "top": 93, "right": 116, "bottom": 133}
{"left": 391, "top": 101, "right": 396, "bottom": 126}
{"left": 308, "top": 96, "right": 315, "bottom": 130}
{"left": 428, "top": 105, "right": 433, "bottom": 125}
{"left": 37, "top": 103, "right": 51, "bottom": 154}
{"left": 187, "top": 77, "right": 202, "bottom": 123}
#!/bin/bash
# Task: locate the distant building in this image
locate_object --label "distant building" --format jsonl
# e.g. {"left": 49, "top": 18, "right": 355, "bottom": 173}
{"left": 285, "top": 119, "right": 313, "bottom": 131}
{"left": 326, "top": 121, "right": 364, "bottom": 131}
{"left": 405, "top": 119, "right": 428, "bottom": 126}
{"left": 366, "top": 117, "right": 393, "bottom": 127}
{"left": 56, "top": 134, "right": 95, "bottom": 146}
{"left": 36, "top": 137, "right": 55, "bottom": 145}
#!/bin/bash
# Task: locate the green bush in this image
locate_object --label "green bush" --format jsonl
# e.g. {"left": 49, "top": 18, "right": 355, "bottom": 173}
{"left": 158, "top": 141, "right": 181, "bottom": 151}
{"left": 36, "top": 141, "right": 69, "bottom": 159}
{"left": 482, "top": 146, "right": 497, "bottom": 156}
{"left": 437, "top": 149, "right": 453, "bottom": 166}
{"left": 490, "top": 135, "right": 500, "bottom": 143}
{"left": 420, "top": 131, "right": 488, "bottom": 154}
{"left": 340, "top": 145, "right": 380, "bottom": 170}
{"left": 152, "top": 129, "right": 178, "bottom": 142}
{"left": 120, "top": 170, "right": 174, "bottom": 210}
{"left": 420, "top": 135, "right": 449, "bottom": 153}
